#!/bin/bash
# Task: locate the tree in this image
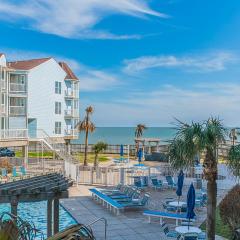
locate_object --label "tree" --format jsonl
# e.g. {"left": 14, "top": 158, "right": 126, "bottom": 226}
{"left": 76, "top": 106, "right": 96, "bottom": 166}
{"left": 135, "top": 124, "right": 147, "bottom": 138}
{"left": 93, "top": 142, "right": 107, "bottom": 167}
{"left": 228, "top": 144, "right": 240, "bottom": 180}
{"left": 229, "top": 128, "right": 240, "bottom": 146}
{"left": 169, "top": 117, "right": 226, "bottom": 240}
{"left": 219, "top": 185, "right": 240, "bottom": 238}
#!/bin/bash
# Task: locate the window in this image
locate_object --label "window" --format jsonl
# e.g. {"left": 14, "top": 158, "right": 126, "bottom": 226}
{"left": 55, "top": 81, "right": 61, "bottom": 94}
{"left": 55, "top": 102, "right": 61, "bottom": 114}
{"left": 55, "top": 122, "right": 61, "bottom": 134}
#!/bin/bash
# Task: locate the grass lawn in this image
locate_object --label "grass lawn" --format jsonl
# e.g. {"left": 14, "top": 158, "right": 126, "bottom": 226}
{"left": 74, "top": 153, "right": 111, "bottom": 164}
{"left": 200, "top": 207, "right": 232, "bottom": 239}
{"left": 15, "top": 151, "right": 54, "bottom": 158}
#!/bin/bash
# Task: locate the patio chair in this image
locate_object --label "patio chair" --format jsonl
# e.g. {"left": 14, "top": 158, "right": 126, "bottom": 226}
{"left": 183, "top": 233, "right": 198, "bottom": 240}
{"left": 151, "top": 178, "right": 163, "bottom": 190}
{"left": 1, "top": 168, "right": 8, "bottom": 182}
{"left": 165, "top": 176, "right": 177, "bottom": 189}
{"left": 163, "top": 225, "right": 180, "bottom": 238}
{"left": 162, "top": 202, "right": 177, "bottom": 212}
{"left": 198, "top": 231, "right": 206, "bottom": 240}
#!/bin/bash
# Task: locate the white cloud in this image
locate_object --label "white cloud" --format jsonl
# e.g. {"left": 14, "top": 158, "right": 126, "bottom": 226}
{"left": 123, "top": 51, "right": 237, "bottom": 73}
{"left": 0, "top": 0, "right": 167, "bottom": 39}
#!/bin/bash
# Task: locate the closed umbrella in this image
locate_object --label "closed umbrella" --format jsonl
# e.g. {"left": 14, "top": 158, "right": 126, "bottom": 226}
{"left": 176, "top": 170, "right": 184, "bottom": 203}
{"left": 186, "top": 183, "right": 196, "bottom": 229}
{"left": 137, "top": 148, "right": 143, "bottom": 164}
{"left": 120, "top": 144, "right": 124, "bottom": 159}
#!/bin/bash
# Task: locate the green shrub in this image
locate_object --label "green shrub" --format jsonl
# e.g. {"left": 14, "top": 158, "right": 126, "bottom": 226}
{"left": 219, "top": 185, "right": 240, "bottom": 237}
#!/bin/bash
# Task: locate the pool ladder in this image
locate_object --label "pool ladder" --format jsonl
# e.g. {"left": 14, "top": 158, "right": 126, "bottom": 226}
{"left": 87, "top": 217, "right": 107, "bottom": 240}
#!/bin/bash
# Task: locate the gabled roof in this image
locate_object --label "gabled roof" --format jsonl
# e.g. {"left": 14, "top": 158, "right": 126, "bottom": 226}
{"left": 7, "top": 57, "right": 51, "bottom": 70}
{"left": 59, "top": 62, "right": 79, "bottom": 81}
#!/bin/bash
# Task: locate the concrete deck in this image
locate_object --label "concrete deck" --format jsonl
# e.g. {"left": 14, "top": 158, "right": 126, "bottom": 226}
{"left": 61, "top": 185, "right": 228, "bottom": 240}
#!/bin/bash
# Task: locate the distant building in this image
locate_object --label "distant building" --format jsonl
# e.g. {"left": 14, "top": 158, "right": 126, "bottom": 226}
{"left": 8, "top": 57, "right": 80, "bottom": 143}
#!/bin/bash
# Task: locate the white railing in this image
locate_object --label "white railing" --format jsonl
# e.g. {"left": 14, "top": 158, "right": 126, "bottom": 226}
{"left": 0, "top": 129, "right": 28, "bottom": 140}
{"left": 0, "top": 104, "right": 5, "bottom": 114}
{"left": 10, "top": 83, "right": 26, "bottom": 92}
{"left": 65, "top": 129, "right": 77, "bottom": 136}
{"left": 0, "top": 80, "right": 6, "bottom": 89}
{"left": 64, "top": 109, "right": 78, "bottom": 117}
{"left": 9, "top": 106, "right": 26, "bottom": 115}
{"left": 65, "top": 90, "right": 78, "bottom": 98}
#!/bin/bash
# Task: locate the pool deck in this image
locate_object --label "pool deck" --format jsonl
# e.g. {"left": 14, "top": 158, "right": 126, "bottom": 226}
{"left": 61, "top": 185, "right": 227, "bottom": 240}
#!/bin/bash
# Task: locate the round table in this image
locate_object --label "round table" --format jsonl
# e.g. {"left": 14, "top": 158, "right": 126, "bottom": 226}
{"left": 175, "top": 226, "right": 202, "bottom": 234}
{"left": 168, "top": 201, "right": 186, "bottom": 207}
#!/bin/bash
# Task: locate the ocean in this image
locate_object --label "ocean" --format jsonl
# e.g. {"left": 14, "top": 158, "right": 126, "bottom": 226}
{"left": 72, "top": 127, "right": 176, "bottom": 145}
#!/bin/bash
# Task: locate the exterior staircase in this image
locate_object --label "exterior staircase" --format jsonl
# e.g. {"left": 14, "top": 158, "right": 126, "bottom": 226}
{"left": 34, "top": 129, "right": 78, "bottom": 164}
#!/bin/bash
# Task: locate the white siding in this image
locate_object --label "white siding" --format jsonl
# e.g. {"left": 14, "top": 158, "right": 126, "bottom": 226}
{"left": 0, "top": 55, "right": 6, "bottom": 67}
{"left": 27, "top": 59, "right": 66, "bottom": 137}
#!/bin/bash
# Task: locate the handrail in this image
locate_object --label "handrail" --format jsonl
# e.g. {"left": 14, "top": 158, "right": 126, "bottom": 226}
{"left": 86, "top": 217, "right": 107, "bottom": 240}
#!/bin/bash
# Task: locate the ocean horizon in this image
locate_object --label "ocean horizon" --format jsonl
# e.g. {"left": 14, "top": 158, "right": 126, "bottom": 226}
{"left": 72, "top": 127, "right": 176, "bottom": 145}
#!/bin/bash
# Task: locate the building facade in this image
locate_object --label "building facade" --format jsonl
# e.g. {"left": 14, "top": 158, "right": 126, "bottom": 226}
{"left": 8, "top": 57, "right": 80, "bottom": 143}
{"left": 0, "top": 53, "right": 28, "bottom": 160}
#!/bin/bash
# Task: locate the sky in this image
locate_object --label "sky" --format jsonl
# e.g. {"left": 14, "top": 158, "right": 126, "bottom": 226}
{"left": 0, "top": 0, "right": 240, "bottom": 127}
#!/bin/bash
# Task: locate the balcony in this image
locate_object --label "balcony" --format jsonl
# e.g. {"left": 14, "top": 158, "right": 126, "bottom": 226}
{"left": 0, "top": 129, "right": 28, "bottom": 140}
{"left": 0, "top": 104, "right": 5, "bottom": 114}
{"left": 9, "top": 106, "right": 26, "bottom": 116}
{"left": 0, "top": 80, "right": 6, "bottom": 90}
{"left": 64, "top": 109, "right": 78, "bottom": 118}
{"left": 65, "top": 89, "right": 78, "bottom": 98}
{"left": 64, "top": 129, "right": 77, "bottom": 137}
{"left": 9, "top": 83, "right": 27, "bottom": 93}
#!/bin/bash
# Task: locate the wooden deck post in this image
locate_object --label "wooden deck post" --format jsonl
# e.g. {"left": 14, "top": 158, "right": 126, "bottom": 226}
{"left": 53, "top": 198, "right": 59, "bottom": 234}
{"left": 11, "top": 198, "right": 18, "bottom": 217}
{"left": 47, "top": 199, "right": 53, "bottom": 237}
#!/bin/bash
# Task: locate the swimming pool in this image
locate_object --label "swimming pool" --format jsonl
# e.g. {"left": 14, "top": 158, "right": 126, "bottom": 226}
{"left": 0, "top": 201, "right": 77, "bottom": 239}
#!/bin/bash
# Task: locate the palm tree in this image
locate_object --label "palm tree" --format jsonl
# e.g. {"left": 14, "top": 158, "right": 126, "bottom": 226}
{"left": 93, "top": 141, "right": 107, "bottom": 167}
{"left": 135, "top": 124, "right": 147, "bottom": 156}
{"left": 229, "top": 128, "right": 240, "bottom": 146}
{"left": 169, "top": 117, "right": 226, "bottom": 240}
{"left": 135, "top": 124, "right": 147, "bottom": 138}
{"left": 76, "top": 106, "right": 96, "bottom": 166}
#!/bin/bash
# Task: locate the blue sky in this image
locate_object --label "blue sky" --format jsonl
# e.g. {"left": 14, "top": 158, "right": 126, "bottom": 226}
{"left": 1, "top": 0, "right": 240, "bottom": 126}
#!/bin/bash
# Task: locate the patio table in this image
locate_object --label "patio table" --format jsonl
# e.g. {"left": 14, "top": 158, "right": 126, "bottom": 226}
{"left": 175, "top": 226, "right": 202, "bottom": 235}
{"left": 168, "top": 201, "right": 186, "bottom": 208}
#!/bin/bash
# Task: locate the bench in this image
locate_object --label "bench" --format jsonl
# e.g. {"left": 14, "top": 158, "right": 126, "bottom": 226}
{"left": 89, "top": 188, "right": 124, "bottom": 215}
{"left": 143, "top": 210, "right": 190, "bottom": 226}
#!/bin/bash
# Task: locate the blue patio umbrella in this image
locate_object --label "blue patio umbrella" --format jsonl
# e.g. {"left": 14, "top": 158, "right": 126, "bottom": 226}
{"left": 176, "top": 170, "right": 184, "bottom": 200}
{"left": 186, "top": 183, "right": 196, "bottom": 228}
{"left": 120, "top": 144, "right": 124, "bottom": 158}
{"left": 137, "top": 148, "right": 143, "bottom": 164}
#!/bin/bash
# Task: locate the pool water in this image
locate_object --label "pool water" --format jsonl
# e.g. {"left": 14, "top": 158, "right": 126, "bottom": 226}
{"left": 0, "top": 201, "right": 77, "bottom": 239}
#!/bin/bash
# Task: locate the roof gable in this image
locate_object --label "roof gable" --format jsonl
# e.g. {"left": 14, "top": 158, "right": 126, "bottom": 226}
{"left": 59, "top": 62, "right": 79, "bottom": 81}
{"left": 7, "top": 57, "right": 51, "bottom": 70}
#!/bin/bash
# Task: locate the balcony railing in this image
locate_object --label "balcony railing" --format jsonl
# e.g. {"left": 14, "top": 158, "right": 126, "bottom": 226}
{"left": 0, "top": 80, "right": 6, "bottom": 90}
{"left": 64, "top": 109, "right": 78, "bottom": 117}
{"left": 0, "top": 129, "right": 28, "bottom": 140}
{"left": 65, "top": 129, "right": 77, "bottom": 136}
{"left": 0, "top": 104, "right": 5, "bottom": 114}
{"left": 65, "top": 90, "right": 78, "bottom": 98}
{"left": 9, "top": 83, "right": 27, "bottom": 92}
{"left": 9, "top": 106, "right": 26, "bottom": 116}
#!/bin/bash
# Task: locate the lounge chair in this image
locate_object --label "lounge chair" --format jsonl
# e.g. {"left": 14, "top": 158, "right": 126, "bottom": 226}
{"left": 110, "top": 187, "right": 136, "bottom": 200}
{"left": 151, "top": 178, "right": 163, "bottom": 190}
{"left": 163, "top": 225, "right": 180, "bottom": 238}
{"left": 116, "top": 190, "right": 141, "bottom": 204}
{"left": 165, "top": 176, "right": 177, "bottom": 189}
{"left": 121, "top": 193, "right": 150, "bottom": 208}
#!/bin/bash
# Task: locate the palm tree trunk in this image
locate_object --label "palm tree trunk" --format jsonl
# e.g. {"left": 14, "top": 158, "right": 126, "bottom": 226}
{"left": 94, "top": 153, "right": 98, "bottom": 168}
{"left": 206, "top": 179, "right": 217, "bottom": 240}
{"left": 84, "top": 129, "right": 89, "bottom": 166}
